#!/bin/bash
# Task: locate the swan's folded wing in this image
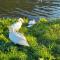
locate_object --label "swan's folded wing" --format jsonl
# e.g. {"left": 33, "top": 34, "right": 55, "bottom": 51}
{"left": 14, "top": 32, "right": 29, "bottom": 46}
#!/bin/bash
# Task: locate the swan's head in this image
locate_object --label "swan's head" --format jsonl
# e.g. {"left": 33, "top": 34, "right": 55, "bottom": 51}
{"left": 18, "top": 18, "right": 24, "bottom": 23}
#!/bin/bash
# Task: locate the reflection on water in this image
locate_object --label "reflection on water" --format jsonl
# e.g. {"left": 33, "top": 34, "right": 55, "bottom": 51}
{"left": 0, "top": 0, "right": 60, "bottom": 19}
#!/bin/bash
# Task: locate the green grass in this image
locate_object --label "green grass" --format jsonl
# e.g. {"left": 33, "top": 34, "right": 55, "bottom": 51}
{"left": 0, "top": 18, "right": 60, "bottom": 60}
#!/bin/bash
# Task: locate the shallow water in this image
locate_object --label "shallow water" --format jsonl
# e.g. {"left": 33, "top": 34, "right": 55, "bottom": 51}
{"left": 0, "top": 0, "right": 60, "bottom": 19}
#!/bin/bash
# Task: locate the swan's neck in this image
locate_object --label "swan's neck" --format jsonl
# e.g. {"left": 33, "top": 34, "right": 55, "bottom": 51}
{"left": 19, "top": 21, "right": 23, "bottom": 24}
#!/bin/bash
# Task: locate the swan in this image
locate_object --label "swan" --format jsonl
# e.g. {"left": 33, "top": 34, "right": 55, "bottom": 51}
{"left": 9, "top": 18, "right": 24, "bottom": 32}
{"left": 9, "top": 18, "right": 29, "bottom": 46}
{"left": 27, "top": 19, "right": 36, "bottom": 27}
{"left": 9, "top": 31, "right": 29, "bottom": 46}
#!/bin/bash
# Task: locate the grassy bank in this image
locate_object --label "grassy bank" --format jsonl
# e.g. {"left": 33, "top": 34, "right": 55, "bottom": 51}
{"left": 0, "top": 18, "right": 60, "bottom": 60}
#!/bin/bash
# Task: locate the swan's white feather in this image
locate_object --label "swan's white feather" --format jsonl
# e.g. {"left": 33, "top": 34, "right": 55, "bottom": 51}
{"left": 27, "top": 19, "right": 36, "bottom": 27}
{"left": 9, "top": 32, "right": 29, "bottom": 46}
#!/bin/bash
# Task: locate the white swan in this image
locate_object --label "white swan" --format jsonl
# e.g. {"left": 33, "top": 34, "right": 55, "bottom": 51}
{"left": 9, "top": 18, "right": 24, "bottom": 32}
{"left": 9, "top": 18, "right": 29, "bottom": 46}
{"left": 9, "top": 31, "right": 29, "bottom": 46}
{"left": 27, "top": 19, "right": 36, "bottom": 27}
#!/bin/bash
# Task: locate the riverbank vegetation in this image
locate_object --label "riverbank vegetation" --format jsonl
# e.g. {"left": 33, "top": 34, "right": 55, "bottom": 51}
{"left": 0, "top": 18, "right": 60, "bottom": 60}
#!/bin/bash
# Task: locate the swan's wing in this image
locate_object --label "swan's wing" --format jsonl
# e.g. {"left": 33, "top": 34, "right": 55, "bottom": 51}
{"left": 15, "top": 32, "right": 26, "bottom": 40}
{"left": 10, "top": 32, "right": 29, "bottom": 46}
{"left": 28, "top": 20, "right": 36, "bottom": 25}
{"left": 9, "top": 32, "right": 19, "bottom": 44}
{"left": 27, "top": 20, "right": 36, "bottom": 27}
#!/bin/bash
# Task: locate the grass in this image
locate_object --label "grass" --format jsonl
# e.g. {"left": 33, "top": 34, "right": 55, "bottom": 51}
{"left": 0, "top": 18, "right": 60, "bottom": 60}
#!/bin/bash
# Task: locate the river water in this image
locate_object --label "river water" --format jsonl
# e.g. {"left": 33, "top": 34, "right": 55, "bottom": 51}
{"left": 0, "top": 0, "right": 60, "bottom": 20}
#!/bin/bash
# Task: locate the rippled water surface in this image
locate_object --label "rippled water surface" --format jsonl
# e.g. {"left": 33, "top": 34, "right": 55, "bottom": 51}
{"left": 0, "top": 0, "right": 60, "bottom": 19}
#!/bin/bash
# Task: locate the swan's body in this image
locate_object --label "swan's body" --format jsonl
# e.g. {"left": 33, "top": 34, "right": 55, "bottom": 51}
{"left": 27, "top": 19, "right": 36, "bottom": 27}
{"left": 9, "top": 32, "right": 29, "bottom": 46}
{"left": 9, "top": 18, "right": 29, "bottom": 46}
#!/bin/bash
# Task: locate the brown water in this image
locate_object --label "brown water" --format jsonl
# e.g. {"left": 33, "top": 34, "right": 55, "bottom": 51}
{"left": 0, "top": 0, "right": 60, "bottom": 20}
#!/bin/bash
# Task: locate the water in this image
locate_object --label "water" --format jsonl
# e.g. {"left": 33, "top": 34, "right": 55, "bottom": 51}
{"left": 0, "top": 0, "right": 60, "bottom": 20}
